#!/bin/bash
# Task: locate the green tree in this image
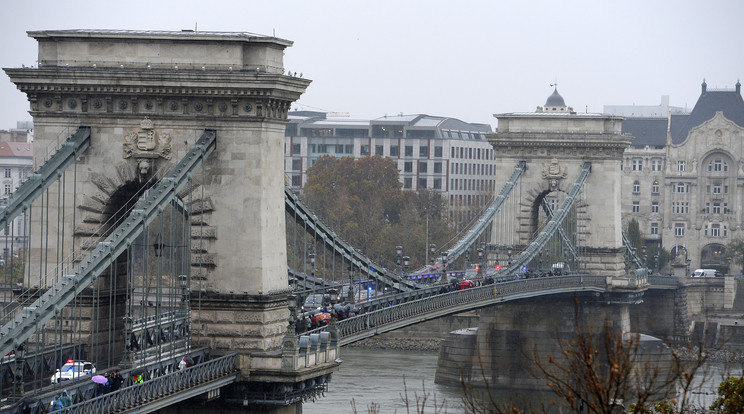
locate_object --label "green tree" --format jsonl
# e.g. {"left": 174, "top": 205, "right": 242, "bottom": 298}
{"left": 711, "top": 376, "right": 744, "bottom": 414}
{"left": 301, "top": 155, "right": 454, "bottom": 270}
{"left": 626, "top": 218, "right": 643, "bottom": 253}
{"left": 725, "top": 238, "right": 744, "bottom": 274}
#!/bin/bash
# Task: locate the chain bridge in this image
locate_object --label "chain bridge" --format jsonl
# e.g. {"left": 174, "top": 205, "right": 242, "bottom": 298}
{"left": 0, "top": 29, "right": 686, "bottom": 413}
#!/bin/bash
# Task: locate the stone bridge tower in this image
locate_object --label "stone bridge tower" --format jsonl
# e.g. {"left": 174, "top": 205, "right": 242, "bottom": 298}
{"left": 489, "top": 88, "right": 632, "bottom": 277}
{"left": 5, "top": 30, "right": 331, "bottom": 407}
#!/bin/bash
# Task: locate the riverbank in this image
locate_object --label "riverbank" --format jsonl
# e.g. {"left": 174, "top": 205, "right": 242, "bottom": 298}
{"left": 345, "top": 337, "right": 442, "bottom": 351}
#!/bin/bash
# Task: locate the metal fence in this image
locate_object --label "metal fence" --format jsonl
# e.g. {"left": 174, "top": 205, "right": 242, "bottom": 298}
{"left": 44, "top": 353, "right": 238, "bottom": 414}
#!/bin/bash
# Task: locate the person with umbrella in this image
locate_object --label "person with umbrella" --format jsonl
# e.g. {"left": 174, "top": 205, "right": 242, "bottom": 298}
{"left": 91, "top": 374, "right": 108, "bottom": 396}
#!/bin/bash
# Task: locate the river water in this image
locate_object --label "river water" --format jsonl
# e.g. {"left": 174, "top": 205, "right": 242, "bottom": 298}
{"left": 304, "top": 347, "right": 462, "bottom": 414}
{"left": 304, "top": 347, "right": 739, "bottom": 414}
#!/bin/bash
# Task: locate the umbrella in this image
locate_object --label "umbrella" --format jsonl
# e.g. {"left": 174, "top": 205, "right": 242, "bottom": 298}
{"left": 184, "top": 356, "right": 194, "bottom": 366}
{"left": 91, "top": 375, "right": 108, "bottom": 384}
{"left": 105, "top": 366, "right": 121, "bottom": 375}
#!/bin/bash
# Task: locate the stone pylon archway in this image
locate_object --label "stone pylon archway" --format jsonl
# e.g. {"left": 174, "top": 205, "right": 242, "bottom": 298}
{"left": 6, "top": 30, "right": 311, "bottom": 375}
{"left": 489, "top": 107, "right": 632, "bottom": 277}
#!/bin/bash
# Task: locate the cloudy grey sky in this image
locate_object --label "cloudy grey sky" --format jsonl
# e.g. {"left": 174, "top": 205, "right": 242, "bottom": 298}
{"left": 1, "top": 0, "right": 742, "bottom": 130}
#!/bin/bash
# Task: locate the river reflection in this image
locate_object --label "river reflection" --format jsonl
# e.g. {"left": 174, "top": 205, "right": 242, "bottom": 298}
{"left": 305, "top": 347, "right": 744, "bottom": 413}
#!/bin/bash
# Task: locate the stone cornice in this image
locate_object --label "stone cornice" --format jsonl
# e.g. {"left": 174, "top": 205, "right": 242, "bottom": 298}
{"left": 5, "top": 68, "right": 310, "bottom": 100}
{"left": 488, "top": 132, "right": 632, "bottom": 159}
{"left": 6, "top": 68, "right": 304, "bottom": 121}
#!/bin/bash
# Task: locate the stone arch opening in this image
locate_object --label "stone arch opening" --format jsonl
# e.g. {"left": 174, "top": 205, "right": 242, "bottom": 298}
{"left": 700, "top": 243, "right": 727, "bottom": 273}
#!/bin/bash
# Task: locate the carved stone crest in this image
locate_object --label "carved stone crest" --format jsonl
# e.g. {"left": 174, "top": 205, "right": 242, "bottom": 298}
{"left": 542, "top": 158, "right": 568, "bottom": 190}
{"left": 123, "top": 118, "right": 173, "bottom": 160}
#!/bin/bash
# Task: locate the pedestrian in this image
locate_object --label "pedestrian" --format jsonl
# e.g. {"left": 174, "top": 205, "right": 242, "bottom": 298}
{"left": 110, "top": 372, "right": 123, "bottom": 391}
{"left": 59, "top": 390, "right": 72, "bottom": 408}
{"left": 178, "top": 356, "right": 188, "bottom": 371}
{"left": 49, "top": 396, "right": 63, "bottom": 412}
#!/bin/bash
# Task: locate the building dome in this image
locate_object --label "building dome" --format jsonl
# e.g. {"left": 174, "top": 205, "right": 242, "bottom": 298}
{"left": 545, "top": 88, "right": 566, "bottom": 107}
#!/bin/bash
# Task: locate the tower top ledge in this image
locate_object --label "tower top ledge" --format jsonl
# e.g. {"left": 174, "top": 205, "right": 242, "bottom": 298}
{"left": 28, "top": 29, "right": 291, "bottom": 73}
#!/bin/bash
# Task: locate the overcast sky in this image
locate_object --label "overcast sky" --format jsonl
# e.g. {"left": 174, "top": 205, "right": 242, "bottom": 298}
{"left": 1, "top": 0, "right": 742, "bottom": 130}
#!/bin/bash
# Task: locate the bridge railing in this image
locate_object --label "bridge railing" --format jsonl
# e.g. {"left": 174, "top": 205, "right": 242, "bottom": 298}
{"left": 307, "top": 274, "right": 608, "bottom": 344}
{"left": 46, "top": 353, "right": 238, "bottom": 414}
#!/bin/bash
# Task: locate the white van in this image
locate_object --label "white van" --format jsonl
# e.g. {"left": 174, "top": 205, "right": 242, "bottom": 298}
{"left": 691, "top": 269, "right": 717, "bottom": 278}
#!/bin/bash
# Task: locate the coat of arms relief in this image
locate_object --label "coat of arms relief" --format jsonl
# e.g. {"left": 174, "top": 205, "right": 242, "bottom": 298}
{"left": 542, "top": 158, "right": 567, "bottom": 190}
{"left": 123, "top": 118, "right": 173, "bottom": 180}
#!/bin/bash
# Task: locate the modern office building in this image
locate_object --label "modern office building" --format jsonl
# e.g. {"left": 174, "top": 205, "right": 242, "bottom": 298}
{"left": 284, "top": 111, "right": 498, "bottom": 224}
{"left": 606, "top": 80, "right": 744, "bottom": 273}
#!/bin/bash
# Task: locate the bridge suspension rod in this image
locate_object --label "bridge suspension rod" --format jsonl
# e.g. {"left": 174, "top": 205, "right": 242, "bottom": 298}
{"left": 506, "top": 162, "right": 591, "bottom": 274}
{"left": 442, "top": 161, "right": 526, "bottom": 266}
{"left": 285, "top": 187, "right": 418, "bottom": 292}
{"left": 0, "top": 130, "right": 216, "bottom": 358}
{"left": 0, "top": 126, "right": 90, "bottom": 230}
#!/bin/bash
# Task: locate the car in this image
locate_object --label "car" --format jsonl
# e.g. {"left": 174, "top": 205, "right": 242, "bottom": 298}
{"left": 50, "top": 360, "right": 96, "bottom": 384}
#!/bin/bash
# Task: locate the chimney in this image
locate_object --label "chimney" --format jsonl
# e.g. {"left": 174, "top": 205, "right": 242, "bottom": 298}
{"left": 736, "top": 80, "right": 741, "bottom": 95}
{"left": 702, "top": 79, "right": 707, "bottom": 93}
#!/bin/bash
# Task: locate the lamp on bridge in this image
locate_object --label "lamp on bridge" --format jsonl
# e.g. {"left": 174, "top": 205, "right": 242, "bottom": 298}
{"left": 395, "top": 245, "right": 403, "bottom": 275}
{"left": 402, "top": 256, "right": 410, "bottom": 279}
{"left": 477, "top": 247, "right": 484, "bottom": 277}
{"left": 507, "top": 248, "right": 512, "bottom": 267}
{"left": 441, "top": 251, "right": 448, "bottom": 273}
{"left": 430, "top": 244, "right": 436, "bottom": 265}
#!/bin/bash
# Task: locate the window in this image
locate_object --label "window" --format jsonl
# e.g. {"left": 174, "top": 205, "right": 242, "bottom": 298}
{"left": 291, "top": 174, "right": 301, "bottom": 187}
{"left": 672, "top": 202, "right": 689, "bottom": 214}
{"left": 711, "top": 224, "right": 721, "bottom": 237}
{"left": 433, "top": 178, "right": 442, "bottom": 190}
{"left": 675, "top": 183, "right": 688, "bottom": 193}
{"left": 674, "top": 223, "right": 685, "bottom": 236}
{"left": 390, "top": 145, "right": 399, "bottom": 157}
{"left": 405, "top": 146, "right": 413, "bottom": 157}
{"left": 418, "top": 178, "right": 427, "bottom": 189}
{"left": 677, "top": 160, "right": 686, "bottom": 172}
{"left": 291, "top": 158, "right": 301, "bottom": 171}
{"left": 419, "top": 146, "right": 428, "bottom": 157}
{"left": 651, "top": 202, "right": 659, "bottom": 213}
{"left": 433, "top": 162, "right": 442, "bottom": 174}
{"left": 651, "top": 181, "right": 659, "bottom": 194}
{"left": 713, "top": 183, "right": 722, "bottom": 194}
{"left": 291, "top": 143, "right": 301, "bottom": 155}
{"left": 632, "top": 201, "right": 640, "bottom": 213}
{"left": 404, "top": 162, "right": 413, "bottom": 173}
{"left": 632, "top": 158, "right": 643, "bottom": 171}
{"left": 403, "top": 177, "right": 412, "bottom": 189}
{"left": 650, "top": 223, "right": 659, "bottom": 235}
{"left": 434, "top": 146, "right": 443, "bottom": 157}
{"left": 708, "top": 158, "right": 728, "bottom": 172}
{"left": 651, "top": 158, "right": 662, "bottom": 172}
{"left": 3, "top": 184, "right": 10, "bottom": 195}
{"left": 632, "top": 181, "right": 640, "bottom": 194}
{"left": 345, "top": 144, "right": 353, "bottom": 154}
{"left": 375, "top": 145, "right": 383, "bottom": 156}
{"left": 419, "top": 162, "right": 428, "bottom": 173}
{"left": 360, "top": 145, "right": 369, "bottom": 156}
{"left": 713, "top": 203, "right": 721, "bottom": 214}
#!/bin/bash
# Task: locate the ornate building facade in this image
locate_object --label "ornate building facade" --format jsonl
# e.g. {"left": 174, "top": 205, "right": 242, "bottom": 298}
{"left": 612, "top": 81, "right": 744, "bottom": 273}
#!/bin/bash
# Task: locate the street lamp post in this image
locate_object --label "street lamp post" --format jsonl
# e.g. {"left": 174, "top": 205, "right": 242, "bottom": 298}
{"left": 309, "top": 252, "right": 316, "bottom": 303}
{"left": 507, "top": 247, "right": 512, "bottom": 268}
{"left": 396, "top": 245, "right": 403, "bottom": 276}
{"left": 430, "top": 244, "right": 436, "bottom": 266}
{"left": 403, "top": 256, "right": 410, "bottom": 280}
{"left": 441, "top": 251, "right": 448, "bottom": 278}
{"left": 477, "top": 248, "right": 484, "bottom": 277}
